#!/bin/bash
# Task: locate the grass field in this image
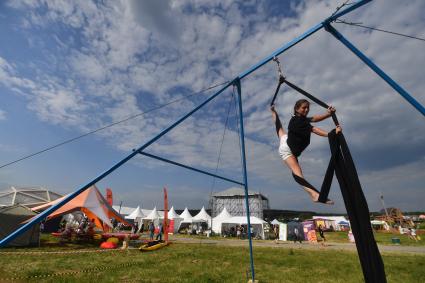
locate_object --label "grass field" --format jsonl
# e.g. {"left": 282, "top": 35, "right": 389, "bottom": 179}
{"left": 1, "top": 237, "right": 424, "bottom": 282}
{"left": 175, "top": 230, "right": 425, "bottom": 246}
{"left": 324, "top": 231, "right": 425, "bottom": 246}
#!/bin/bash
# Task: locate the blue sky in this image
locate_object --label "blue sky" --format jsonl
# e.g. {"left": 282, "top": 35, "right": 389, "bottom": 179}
{"left": 0, "top": 0, "right": 424, "bottom": 213}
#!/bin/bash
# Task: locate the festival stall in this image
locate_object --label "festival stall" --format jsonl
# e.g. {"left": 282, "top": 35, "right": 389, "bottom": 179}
{"left": 302, "top": 220, "right": 317, "bottom": 243}
{"left": 370, "top": 220, "right": 390, "bottom": 231}
{"left": 31, "top": 185, "right": 130, "bottom": 230}
{"left": 221, "top": 216, "right": 266, "bottom": 239}
{"left": 313, "top": 216, "right": 349, "bottom": 231}
{"left": 278, "top": 223, "right": 287, "bottom": 241}
{"left": 143, "top": 207, "right": 161, "bottom": 230}
{"left": 178, "top": 207, "right": 202, "bottom": 233}
{"left": 166, "top": 206, "right": 183, "bottom": 234}
{"left": 125, "top": 206, "right": 145, "bottom": 232}
{"left": 0, "top": 205, "right": 40, "bottom": 247}
{"left": 192, "top": 206, "right": 212, "bottom": 229}
{"left": 287, "top": 221, "right": 305, "bottom": 242}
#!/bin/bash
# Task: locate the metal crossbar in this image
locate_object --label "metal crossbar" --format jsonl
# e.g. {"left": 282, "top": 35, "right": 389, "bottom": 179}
{"left": 139, "top": 151, "right": 244, "bottom": 186}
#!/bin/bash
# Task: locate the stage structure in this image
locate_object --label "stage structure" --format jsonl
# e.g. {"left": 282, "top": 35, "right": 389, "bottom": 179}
{"left": 0, "top": 186, "right": 62, "bottom": 208}
{"left": 210, "top": 187, "right": 269, "bottom": 219}
{"left": 1, "top": 1, "right": 424, "bottom": 282}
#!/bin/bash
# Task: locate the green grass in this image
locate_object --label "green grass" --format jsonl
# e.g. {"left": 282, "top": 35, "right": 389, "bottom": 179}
{"left": 175, "top": 230, "right": 425, "bottom": 246}
{"left": 323, "top": 231, "right": 425, "bottom": 246}
{"left": 0, "top": 240, "right": 424, "bottom": 282}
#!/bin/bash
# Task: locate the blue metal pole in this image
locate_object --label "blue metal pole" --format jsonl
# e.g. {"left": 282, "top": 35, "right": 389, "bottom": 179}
{"left": 0, "top": 81, "right": 233, "bottom": 247}
{"left": 325, "top": 23, "right": 425, "bottom": 116}
{"left": 139, "top": 151, "right": 244, "bottom": 186}
{"left": 325, "top": 0, "right": 373, "bottom": 23}
{"left": 238, "top": 0, "right": 372, "bottom": 79}
{"left": 234, "top": 78, "right": 255, "bottom": 282}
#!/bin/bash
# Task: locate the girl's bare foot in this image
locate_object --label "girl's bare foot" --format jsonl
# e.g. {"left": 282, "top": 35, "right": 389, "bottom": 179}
{"left": 306, "top": 188, "right": 334, "bottom": 205}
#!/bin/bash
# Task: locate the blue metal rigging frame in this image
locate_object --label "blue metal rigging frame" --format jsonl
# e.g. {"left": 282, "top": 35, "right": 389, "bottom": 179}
{"left": 2, "top": 1, "right": 424, "bottom": 282}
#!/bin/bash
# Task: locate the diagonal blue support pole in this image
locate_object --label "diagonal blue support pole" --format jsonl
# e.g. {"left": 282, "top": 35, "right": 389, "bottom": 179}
{"left": 0, "top": 81, "right": 233, "bottom": 247}
{"left": 325, "top": 23, "right": 425, "bottom": 116}
{"left": 139, "top": 151, "right": 244, "bottom": 186}
{"left": 234, "top": 78, "right": 256, "bottom": 282}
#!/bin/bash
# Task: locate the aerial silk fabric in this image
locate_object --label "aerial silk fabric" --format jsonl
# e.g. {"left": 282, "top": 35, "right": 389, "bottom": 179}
{"left": 323, "top": 130, "right": 386, "bottom": 283}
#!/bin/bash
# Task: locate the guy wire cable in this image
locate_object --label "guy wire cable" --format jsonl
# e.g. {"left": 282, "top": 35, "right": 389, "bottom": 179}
{"left": 0, "top": 80, "right": 230, "bottom": 170}
{"left": 335, "top": 19, "right": 425, "bottom": 42}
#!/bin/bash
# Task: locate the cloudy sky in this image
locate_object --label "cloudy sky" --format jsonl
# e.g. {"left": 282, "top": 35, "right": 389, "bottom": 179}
{"left": 0, "top": 0, "right": 424, "bottom": 213}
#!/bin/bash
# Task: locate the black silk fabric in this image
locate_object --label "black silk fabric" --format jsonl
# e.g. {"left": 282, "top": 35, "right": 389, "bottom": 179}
{"left": 293, "top": 130, "right": 386, "bottom": 283}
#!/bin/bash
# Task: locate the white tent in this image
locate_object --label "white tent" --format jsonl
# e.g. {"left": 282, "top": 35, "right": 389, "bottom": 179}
{"left": 167, "top": 206, "right": 183, "bottom": 234}
{"left": 271, "top": 219, "right": 282, "bottom": 225}
{"left": 125, "top": 206, "right": 145, "bottom": 232}
{"left": 193, "top": 206, "right": 212, "bottom": 228}
{"left": 143, "top": 207, "right": 161, "bottom": 227}
{"left": 178, "top": 207, "right": 207, "bottom": 233}
{"left": 125, "top": 206, "right": 145, "bottom": 220}
{"left": 279, "top": 223, "right": 287, "bottom": 241}
{"left": 179, "top": 207, "right": 193, "bottom": 222}
{"left": 168, "top": 206, "right": 181, "bottom": 219}
{"left": 212, "top": 207, "right": 232, "bottom": 234}
{"left": 371, "top": 220, "right": 390, "bottom": 231}
{"left": 144, "top": 207, "right": 160, "bottom": 220}
{"left": 112, "top": 205, "right": 134, "bottom": 216}
{"left": 221, "top": 216, "right": 266, "bottom": 239}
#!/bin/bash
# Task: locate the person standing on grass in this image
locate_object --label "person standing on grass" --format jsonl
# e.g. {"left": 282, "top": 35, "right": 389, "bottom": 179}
{"left": 294, "top": 227, "right": 302, "bottom": 244}
{"left": 121, "top": 234, "right": 130, "bottom": 250}
{"left": 156, "top": 222, "right": 163, "bottom": 241}
{"left": 149, "top": 221, "right": 155, "bottom": 241}
{"left": 318, "top": 225, "right": 326, "bottom": 246}
{"left": 408, "top": 228, "right": 418, "bottom": 242}
{"left": 274, "top": 225, "right": 279, "bottom": 243}
{"left": 87, "top": 219, "right": 95, "bottom": 238}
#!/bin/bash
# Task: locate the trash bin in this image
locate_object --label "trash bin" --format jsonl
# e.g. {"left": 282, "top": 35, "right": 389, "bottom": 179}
{"left": 391, "top": 238, "right": 401, "bottom": 245}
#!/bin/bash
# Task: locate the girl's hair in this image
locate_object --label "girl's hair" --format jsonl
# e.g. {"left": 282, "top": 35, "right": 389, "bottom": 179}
{"left": 293, "top": 99, "right": 310, "bottom": 115}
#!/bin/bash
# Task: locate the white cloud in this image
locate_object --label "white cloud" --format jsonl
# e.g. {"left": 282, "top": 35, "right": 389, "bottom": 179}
{"left": 129, "top": 0, "right": 182, "bottom": 42}
{"left": 0, "top": 110, "right": 6, "bottom": 121}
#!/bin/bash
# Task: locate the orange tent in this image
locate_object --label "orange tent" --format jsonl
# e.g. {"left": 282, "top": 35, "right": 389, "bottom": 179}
{"left": 31, "top": 185, "right": 131, "bottom": 230}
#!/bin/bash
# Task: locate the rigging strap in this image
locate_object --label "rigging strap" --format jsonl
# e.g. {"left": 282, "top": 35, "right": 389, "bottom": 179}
{"left": 270, "top": 57, "right": 286, "bottom": 106}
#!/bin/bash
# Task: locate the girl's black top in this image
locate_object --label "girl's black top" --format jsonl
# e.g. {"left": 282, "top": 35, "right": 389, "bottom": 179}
{"left": 287, "top": 115, "right": 313, "bottom": 157}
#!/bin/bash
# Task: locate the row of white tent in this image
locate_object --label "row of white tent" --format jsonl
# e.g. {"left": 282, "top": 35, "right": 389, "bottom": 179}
{"left": 123, "top": 206, "right": 211, "bottom": 224}
{"left": 122, "top": 206, "right": 266, "bottom": 238}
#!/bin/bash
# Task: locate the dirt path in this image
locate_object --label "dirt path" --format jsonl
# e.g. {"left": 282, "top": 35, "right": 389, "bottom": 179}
{"left": 170, "top": 236, "right": 425, "bottom": 254}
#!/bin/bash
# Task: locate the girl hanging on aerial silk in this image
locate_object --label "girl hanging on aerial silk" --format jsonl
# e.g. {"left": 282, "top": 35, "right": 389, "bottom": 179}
{"left": 270, "top": 99, "right": 341, "bottom": 204}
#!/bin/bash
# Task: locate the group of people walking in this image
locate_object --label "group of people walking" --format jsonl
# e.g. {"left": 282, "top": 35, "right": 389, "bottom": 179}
{"left": 148, "top": 221, "right": 164, "bottom": 241}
